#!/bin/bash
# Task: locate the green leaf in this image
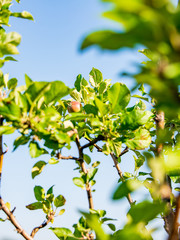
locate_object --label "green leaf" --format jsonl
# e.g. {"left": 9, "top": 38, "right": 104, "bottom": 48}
{"left": 26, "top": 202, "right": 43, "bottom": 210}
{"left": 108, "top": 83, "right": 130, "bottom": 113}
{"left": 0, "top": 101, "right": 21, "bottom": 121}
{"left": 107, "top": 223, "right": 116, "bottom": 231}
{"left": 134, "top": 151, "right": 146, "bottom": 171}
{"left": 0, "top": 125, "right": 15, "bottom": 135}
{"left": 25, "top": 74, "right": 33, "bottom": 87}
{"left": 83, "top": 154, "right": 91, "bottom": 164}
{"left": 47, "top": 185, "right": 54, "bottom": 195}
{"left": 84, "top": 104, "right": 98, "bottom": 115}
{"left": 65, "top": 113, "right": 92, "bottom": 121}
{"left": 89, "top": 68, "right": 103, "bottom": 87}
{"left": 48, "top": 158, "right": 59, "bottom": 164}
{"left": 34, "top": 186, "right": 45, "bottom": 201}
{"left": 0, "top": 31, "right": 21, "bottom": 57}
{"left": 13, "top": 135, "right": 30, "bottom": 151}
{"left": 46, "top": 193, "right": 54, "bottom": 203}
{"left": 32, "top": 161, "right": 47, "bottom": 179}
{"left": 7, "top": 78, "right": 17, "bottom": 89}
{"left": 50, "top": 227, "right": 76, "bottom": 240}
{"left": 11, "top": 11, "right": 34, "bottom": 21}
{"left": 122, "top": 109, "right": 153, "bottom": 130}
{"left": 95, "top": 97, "right": 109, "bottom": 116}
{"left": 73, "top": 177, "right": 85, "bottom": 189}
{"left": 81, "top": 212, "right": 109, "bottom": 240}
{"left": 87, "top": 168, "right": 98, "bottom": 182}
{"left": 113, "top": 179, "right": 142, "bottom": 200}
{"left": 112, "top": 224, "right": 151, "bottom": 240}
{"left": 14, "top": 91, "right": 28, "bottom": 110}
{"left": 92, "top": 161, "right": 100, "bottom": 168}
{"left": 58, "top": 209, "right": 65, "bottom": 215}
{"left": 29, "top": 141, "right": 48, "bottom": 158}
{"left": 44, "top": 81, "right": 70, "bottom": 105}
{"left": 74, "top": 74, "right": 82, "bottom": 92}
{"left": 54, "top": 195, "right": 66, "bottom": 208}
{"left": 81, "top": 30, "right": 135, "bottom": 50}
{"left": 70, "top": 89, "right": 81, "bottom": 102}
{"left": 165, "top": 150, "right": 180, "bottom": 176}
{"left": 128, "top": 200, "right": 165, "bottom": 225}
{"left": 125, "top": 129, "right": 151, "bottom": 150}
{"left": 132, "top": 95, "right": 149, "bottom": 102}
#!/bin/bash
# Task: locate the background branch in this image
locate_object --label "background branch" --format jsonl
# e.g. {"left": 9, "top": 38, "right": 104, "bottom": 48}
{"left": 0, "top": 116, "right": 4, "bottom": 196}
{"left": 155, "top": 111, "right": 175, "bottom": 236}
{"left": 168, "top": 194, "right": 180, "bottom": 240}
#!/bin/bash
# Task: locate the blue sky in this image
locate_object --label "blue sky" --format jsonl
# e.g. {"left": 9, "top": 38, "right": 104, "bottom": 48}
{"left": 1, "top": 0, "right": 177, "bottom": 239}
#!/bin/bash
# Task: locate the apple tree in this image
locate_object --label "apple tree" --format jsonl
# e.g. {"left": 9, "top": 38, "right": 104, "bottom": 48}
{"left": 0, "top": 0, "right": 179, "bottom": 240}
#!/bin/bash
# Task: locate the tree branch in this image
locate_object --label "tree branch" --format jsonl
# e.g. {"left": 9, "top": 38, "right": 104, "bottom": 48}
{"left": 81, "top": 135, "right": 104, "bottom": 151}
{"left": 89, "top": 140, "right": 133, "bottom": 206}
{"left": 0, "top": 116, "right": 4, "bottom": 195}
{"left": 110, "top": 152, "right": 134, "bottom": 206}
{"left": 0, "top": 197, "right": 33, "bottom": 240}
{"left": 155, "top": 111, "right": 175, "bottom": 235}
{"left": 57, "top": 153, "right": 79, "bottom": 161}
{"left": 30, "top": 212, "right": 55, "bottom": 238}
{"left": 168, "top": 194, "right": 180, "bottom": 240}
{"left": 75, "top": 136, "right": 94, "bottom": 209}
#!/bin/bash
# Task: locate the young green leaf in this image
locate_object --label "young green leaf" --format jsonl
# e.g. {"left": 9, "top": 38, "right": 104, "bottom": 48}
{"left": 29, "top": 141, "right": 48, "bottom": 158}
{"left": 26, "top": 202, "right": 43, "bottom": 210}
{"left": 54, "top": 195, "right": 66, "bottom": 208}
{"left": 125, "top": 129, "right": 151, "bottom": 150}
{"left": 50, "top": 227, "right": 76, "bottom": 240}
{"left": 7, "top": 78, "right": 17, "bottom": 89}
{"left": 89, "top": 68, "right": 103, "bottom": 87}
{"left": 11, "top": 11, "right": 34, "bottom": 21}
{"left": 87, "top": 168, "right": 98, "bottom": 182}
{"left": 13, "top": 135, "right": 30, "bottom": 151}
{"left": 108, "top": 82, "right": 130, "bottom": 113}
{"left": 0, "top": 125, "right": 15, "bottom": 135}
{"left": 95, "top": 98, "right": 109, "bottom": 116}
{"left": 107, "top": 223, "right": 116, "bottom": 231}
{"left": 73, "top": 177, "right": 85, "bottom": 189}
{"left": 34, "top": 186, "right": 45, "bottom": 201}
{"left": 83, "top": 154, "right": 91, "bottom": 164}
{"left": 31, "top": 161, "right": 47, "bottom": 179}
{"left": 58, "top": 209, "right": 65, "bottom": 216}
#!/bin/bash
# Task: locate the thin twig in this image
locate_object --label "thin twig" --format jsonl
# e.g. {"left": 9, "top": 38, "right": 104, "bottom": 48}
{"left": 75, "top": 136, "right": 94, "bottom": 209}
{"left": 30, "top": 212, "right": 55, "bottom": 238}
{"left": 58, "top": 154, "right": 79, "bottom": 161}
{"left": 0, "top": 197, "right": 33, "bottom": 240}
{"left": 91, "top": 140, "right": 133, "bottom": 206}
{"left": 110, "top": 152, "right": 133, "bottom": 206}
{"left": 81, "top": 135, "right": 104, "bottom": 151}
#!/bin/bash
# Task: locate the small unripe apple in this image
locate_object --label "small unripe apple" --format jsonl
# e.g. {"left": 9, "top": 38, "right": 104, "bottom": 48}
{"left": 68, "top": 101, "right": 81, "bottom": 113}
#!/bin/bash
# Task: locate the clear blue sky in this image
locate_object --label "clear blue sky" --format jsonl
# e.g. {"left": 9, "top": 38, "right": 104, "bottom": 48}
{"left": 1, "top": 0, "right": 177, "bottom": 239}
